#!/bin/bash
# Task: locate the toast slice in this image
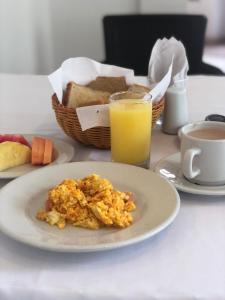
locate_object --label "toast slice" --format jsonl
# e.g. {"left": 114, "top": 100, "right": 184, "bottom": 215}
{"left": 87, "top": 76, "right": 128, "bottom": 94}
{"left": 128, "top": 84, "right": 150, "bottom": 94}
{"left": 65, "top": 82, "right": 110, "bottom": 109}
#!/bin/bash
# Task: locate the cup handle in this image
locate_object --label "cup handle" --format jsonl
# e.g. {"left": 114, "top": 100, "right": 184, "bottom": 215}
{"left": 182, "top": 148, "right": 202, "bottom": 179}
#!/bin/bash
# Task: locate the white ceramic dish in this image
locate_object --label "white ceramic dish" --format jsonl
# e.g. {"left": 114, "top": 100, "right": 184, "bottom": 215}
{"left": 0, "top": 135, "right": 74, "bottom": 178}
{"left": 0, "top": 162, "right": 180, "bottom": 252}
{"left": 155, "top": 152, "right": 225, "bottom": 196}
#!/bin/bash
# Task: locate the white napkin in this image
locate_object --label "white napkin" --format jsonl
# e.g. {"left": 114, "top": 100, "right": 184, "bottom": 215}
{"left": 148, "top": 37, "right": 189, "bottom": 89}
{"left": 48, "top": 57, "right": 135, "bottom": 102}
{"left": 48, "top": 57, "right": 173, "bottom": 131}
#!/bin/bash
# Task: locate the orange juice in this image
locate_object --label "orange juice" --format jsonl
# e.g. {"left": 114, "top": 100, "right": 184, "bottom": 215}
{"left": 110, "top": 99, "right": 152, "bottom": 166}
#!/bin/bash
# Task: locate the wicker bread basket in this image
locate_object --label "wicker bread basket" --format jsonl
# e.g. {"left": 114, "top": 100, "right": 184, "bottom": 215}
{"left": 52, "top": 93, "right": 164, "bottom": 149}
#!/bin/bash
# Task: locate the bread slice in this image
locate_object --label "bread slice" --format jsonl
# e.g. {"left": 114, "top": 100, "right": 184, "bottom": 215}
{"left": 65, "top": 82, "right": 110, "bottom": 109}
{"left": 87, "top": 76, "right": 128, "bottom": 94}
{"left": 128, "top": 84, "right": 150, "bottom": 93}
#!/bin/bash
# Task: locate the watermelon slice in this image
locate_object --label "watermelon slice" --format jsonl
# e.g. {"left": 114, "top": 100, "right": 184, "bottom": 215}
{"left": 0, "top": 134, "right": 31, "bottom": 148}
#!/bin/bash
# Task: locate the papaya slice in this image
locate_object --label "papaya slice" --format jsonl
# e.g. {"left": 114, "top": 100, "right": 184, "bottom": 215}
{"left": 43, "top": 139, "right": 54, "bottom": 165}
{"left": 31, "top": 137, "right": 45, "bottom": 165}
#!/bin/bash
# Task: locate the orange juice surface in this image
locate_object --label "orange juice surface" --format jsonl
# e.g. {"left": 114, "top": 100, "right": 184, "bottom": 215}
{"left": 110, "top": 99, "right": 152, "bottom": 164}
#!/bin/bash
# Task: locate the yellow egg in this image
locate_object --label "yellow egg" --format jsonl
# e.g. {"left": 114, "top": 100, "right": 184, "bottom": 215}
{"left": 37, "top": 174, "right": 136, "bottom": 230}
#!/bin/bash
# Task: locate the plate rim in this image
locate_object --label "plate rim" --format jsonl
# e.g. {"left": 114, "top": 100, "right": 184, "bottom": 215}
{"left": 0, "top": 161, "right": 180, "bottom": 252}
{"left": 0, "top": 135, "right": 75, "bottom": 179}
{"left": 154, "top": 152, "right": 225, "bottom": 196}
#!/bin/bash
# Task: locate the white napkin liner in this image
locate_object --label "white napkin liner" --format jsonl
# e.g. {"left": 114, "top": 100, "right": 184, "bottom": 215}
{"left": 76, "top": 62, "right": 173, "bottom": 131}
{"left": 48, "top": 51, "right": 183, "bottom": 131}
{"left": 48, "top": 57, "right": 135, "bottom": 102}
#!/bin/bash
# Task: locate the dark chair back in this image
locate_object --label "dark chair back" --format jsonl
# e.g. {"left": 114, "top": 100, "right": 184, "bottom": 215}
{"left": 103, "top": 14, "right": 223, "bottom": 75}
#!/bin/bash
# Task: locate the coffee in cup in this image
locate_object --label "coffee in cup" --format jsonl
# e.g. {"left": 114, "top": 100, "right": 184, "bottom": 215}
{"left": 187, "top": 127, "right": 225, "bottom": 140}
{"left": 180, "top": 121, "right": 225, "bottom": 185}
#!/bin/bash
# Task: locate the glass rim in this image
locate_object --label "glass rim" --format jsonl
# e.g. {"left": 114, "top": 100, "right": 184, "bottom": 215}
{"left": 109, "top": 91, "right": 151, "bottom": 102}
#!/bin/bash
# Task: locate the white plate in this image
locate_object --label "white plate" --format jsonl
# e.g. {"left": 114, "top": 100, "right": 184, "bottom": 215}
{"left": 0, "top": 162, "right": 180, "bottom": 252}
{"left": 155, "top": 152, "right": 225, "bottom": 196}
{"left": 0, "top": 135, "right": 75, "bottom": 178}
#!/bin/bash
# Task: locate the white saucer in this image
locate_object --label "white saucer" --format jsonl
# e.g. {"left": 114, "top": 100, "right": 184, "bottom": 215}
{"left": 154, "top": 152, "right": 225, "bottom": 196}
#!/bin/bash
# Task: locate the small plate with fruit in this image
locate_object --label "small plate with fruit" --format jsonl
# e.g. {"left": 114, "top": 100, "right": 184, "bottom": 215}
{"left": 0, "top": 134, "right": 75, "bottom": 179}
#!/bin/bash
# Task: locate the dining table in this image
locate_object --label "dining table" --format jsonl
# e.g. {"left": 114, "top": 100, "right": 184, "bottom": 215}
{"left": 0, "top": 72, "right": 225, "bottom": 300}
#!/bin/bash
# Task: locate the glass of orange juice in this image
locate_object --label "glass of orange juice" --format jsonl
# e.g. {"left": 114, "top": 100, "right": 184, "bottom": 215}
{"left": 109, "top": 91, "right": 152, "bottom": 168}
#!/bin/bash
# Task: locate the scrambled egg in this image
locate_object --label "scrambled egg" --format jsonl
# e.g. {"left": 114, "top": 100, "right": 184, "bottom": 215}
{"left": 36, "top": 174, "right": 136, "bottom": 230}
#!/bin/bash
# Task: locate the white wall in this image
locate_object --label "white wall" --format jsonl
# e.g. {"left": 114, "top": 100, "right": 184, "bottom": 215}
{"left": 0, "top": 0, "right": 53, "bottom": 74}
{"left": 48, "top": 0, "right": 138, "bottom": 73}
{"left": 0, "top": 0, "right": 188, "bottom": 75}
{"left": 140, "top": 0, "right": 187, "bottom": 13}
{"left": 141, "top": 0, "right": 225, "bottom": 42}
{"left": 187, "top": 0, "right": 225, "bottom": 41}
{"left": 0, "top": 0, "right": 224, "bottom": 75}
{"left": 0, "top": 0, "right": 137, "bottom": 75}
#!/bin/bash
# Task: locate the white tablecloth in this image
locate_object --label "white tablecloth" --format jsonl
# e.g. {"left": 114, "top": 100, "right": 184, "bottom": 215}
{"left": 0, "top": 73, "right": 225, "bottom": 300}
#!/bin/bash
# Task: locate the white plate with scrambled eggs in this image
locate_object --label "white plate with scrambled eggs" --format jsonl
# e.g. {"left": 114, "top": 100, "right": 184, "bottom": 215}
{"left": 0, "top": 162, "right": 180, "bottom": 252}
{"left": 0, "top": 135, "right": 75, "bottom": 179}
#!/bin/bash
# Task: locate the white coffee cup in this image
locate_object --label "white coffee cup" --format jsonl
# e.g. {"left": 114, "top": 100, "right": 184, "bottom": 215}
{"left": 180, "top": 121, "right": 225, "bottom": 186}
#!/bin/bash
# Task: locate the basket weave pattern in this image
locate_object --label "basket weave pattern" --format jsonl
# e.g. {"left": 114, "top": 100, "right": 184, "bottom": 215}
{"left": 52, "top": 94, "right": 164, "bottom": 149}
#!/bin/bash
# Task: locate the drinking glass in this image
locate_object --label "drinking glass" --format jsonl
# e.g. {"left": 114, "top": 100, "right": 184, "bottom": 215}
{"left": 109, "top": 91, "right": 152, "bottom": 168}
